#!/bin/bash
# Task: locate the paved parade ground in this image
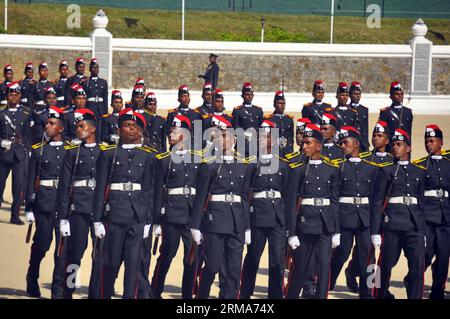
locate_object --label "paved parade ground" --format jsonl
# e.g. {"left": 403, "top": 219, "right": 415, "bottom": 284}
{"left": 0, "top": 112, "right": 449, "bottom": 299}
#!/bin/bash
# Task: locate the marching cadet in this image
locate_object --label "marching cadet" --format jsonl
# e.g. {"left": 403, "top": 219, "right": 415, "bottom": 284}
{"left": 0, "top": 82, "right": 31, "bottom": 225}
{"left": 202, "top": 89, "right": 233, "bottom": 132}
{"left": 19, "top": 62, "right": 36, "bottom": 109}
{"left": 328, "top": 126, "right": 379, "bottom": 299}
{"left": 378, "top": 82, "right": 413, "bottom": 151}
{"left": 53, "top": 108, "right": 101, "bottom": 299}
{"left": 372, "top": 129, "right": 426, "bottom": 299}
{"left": 191, "top": 125, "right": 253, "bottom": 299}
{"left": 412, "top": 125, "right": 450, "bottom": 299}
{"left": 284, "top": 123, "right": 340, "bottom": 299}
{"left": 63, "top": 84, "right": 88, "bottom": 143}
{"left": 64, "top": 58, "right": 87, "bottom": 105}
{"left": 101, "top": 90, "right": 123, "bottom": 145}
{"left": 263, "top": 91, "right": 295, "bottom": 155}
{"left": 33, "top": 63, "right": 55, "bottom": 110}
{"left": 151, "top": 115, "right": 201, "bottom": 299}
{"left": 194, "top": 82, "right": 214, "bottom": 116}
{"left": 24, "top": 106, "right": 68, "bottom": 298}
{"left": 325, "top": 82, "right": 358, "bottom": 131}
{"left": 320, "top": 113, "right": 344, "bottom": 162}
{"left": 198, "top": 53, "right": 219, "bottom": 89}
{"left": 142, "top": 92, "right": 166, "bottom": 151}
{"left": 83, "top": 58, "right": 108, "bottom": 125}
{"left": 92, "top": 108, "right": 156, "bottom": 299}
{"left": 285, "top": 118, "right": 311, "bottom": 163}
{"left": 0, "top": 64, "right": 14, "bottom": 107}
{"left": 232, "top": 82, "right": 264, "bottom": 137}
{"left": 301, "top": 80, "right": 331, "bottom": 125}
{"left": 126, "top": 84, "right": 146, "bottom": 111}
{"left": 30, "top": 87, "right": 57, "bottom": 145}
{"left": 55, "top": 60, "right": 69, "bottom": 108}
{"left": 349, "top": 82, "right": 369, "bottom": 151}
{"left": 240, "top": 119, "right": 292, "bottom": 299}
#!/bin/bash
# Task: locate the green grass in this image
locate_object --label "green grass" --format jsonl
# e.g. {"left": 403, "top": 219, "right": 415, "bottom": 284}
{"left": 1, "top": 3, "right": 449, "bottom": 44}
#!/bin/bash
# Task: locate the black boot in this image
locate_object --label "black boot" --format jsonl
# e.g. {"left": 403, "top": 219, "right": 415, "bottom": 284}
{"left": 26, "top": 275, "right": 41, "bottom": 298}
{"left": 345, "top": 268, "right": 359, "bottom": 293}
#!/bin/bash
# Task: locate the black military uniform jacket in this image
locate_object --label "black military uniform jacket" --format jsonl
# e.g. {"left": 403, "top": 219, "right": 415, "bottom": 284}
{"left": 325, "top": 105, "right": 358, "bottom": 131}
{"left": 0, "top": 105, "right": 31, "bottom": 163}
{"left": 25, "top": 141, "right": 68, "bottom": 214}
{"left": 55, "top": 77, "right": 68, "bottom": 108}
{"left": 301, "top": 100, "right": 332, "bottom": 125}
{"left": 64, "top": 74, "right": 88, "bottom": 105}
{"left": 0, "top": 81, "right": 12, "bottom": 106}
{"left": 101, "top": 112, "right": 119, "bottom": 145}
{"left": 62, "top": 105, "right": 78, "bottom": 141}
{"left": 142, "top": 111, "right": 167, "bottom": 151}
{"left": 263, "top": 113, "right": 295, "bottom": 154}
{"left": 232, "top": 104, "right": 264, "bottom": 131}
{"left": 337, "top": 158, "right": 379, "bottom": 230}
{"left": 165, "top": 105, "right": 202, "bottom": 135}
{"left": 93, "top": 144, "right": 156, "bottom": 225}
{"left": 194, "top": 104, "right": 213, "bottom": 117}
{"left": 203, "top": 63, "right": 219, "bottom": 89}
{"left": 33, "top": 79, "right": 55, "bottom": 107}
{"left": 30, "top": 108, "right": 49, "bottom": 145}
{"left": 413, "top": 154, "right": 450, "bottom": 225}
{"left": 82, "top": 76, "right": 108, "bottom": 117}
{"left": 19, "top": 77, "right": 37, "bottom": 109}
{"left": 191, "top": 155, "right": 253, "bottom": 235}
{"left": 378, "top": 105, "right": 413, "bottom": 144}
{"left": 202, "top": 113, "right": 234, "bottom": 132}
{"left": 366, "top": 150, "right": 395, "bottom": 165}
{"left": 57, "top": 142, "right": 102, "bottom": 219}
{"left": 321, "top": 142, "right": 344, "bottom": 162}
{"left": 350, "top": 102, "right": 369, "bottom": 151}
{"left": 371, "top": 161, "right": 426, "bottom": 234}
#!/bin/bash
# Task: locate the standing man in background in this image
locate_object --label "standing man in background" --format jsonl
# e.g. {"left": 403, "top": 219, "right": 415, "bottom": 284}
{"left": 198, "top": 53, "right": 219, "bottom": 89}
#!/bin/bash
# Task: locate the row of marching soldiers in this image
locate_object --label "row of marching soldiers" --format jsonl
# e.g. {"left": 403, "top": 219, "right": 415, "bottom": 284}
{"left": 2, "top": 62, "right": 447, "bottom": 298}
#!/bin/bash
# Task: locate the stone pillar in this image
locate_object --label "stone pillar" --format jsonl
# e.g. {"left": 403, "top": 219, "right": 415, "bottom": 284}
{"left": 409, "top": 19, "right": 433, "bottom": 96}
{"left": 91, "top": 10, "right": 113, "bottom": 92}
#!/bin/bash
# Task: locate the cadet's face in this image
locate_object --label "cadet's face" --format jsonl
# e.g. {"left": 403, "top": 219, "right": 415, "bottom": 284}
{"left": 90, "top": 65, "right": 99, "bottom": 76}
{"left": 60, "top": 66, "right": 69, "bottom": 78}
{"left": 25, "top": 70, "right": 34, "bottom": 79}
{"left": 217, "top": 130, "right": 235, "bottom": 152}
{"left": 274, "top": 99, "right": 285, "bottom": 114}
{"left": 133, "top": 95, "right": 145, "bottom": 108}
{"left": 392, "top": 141, "right": 410, "bottom": 159}
{"left": 76, "top": 121, "right": 96, "bottom": 140}
{"left": 337, "top": 92, "right": 349, "bottom": 105}
{"left": 5, "top": 71, "right": 13, "bottom": 82}
{"left": 372, "top": 133, "right": 389, "bottom": 150}
{"left": 73, "top": 95, "right": 86, "bottom": 108}
{"left": 242, "top": 92, "right": 253, "bottom": 104}
{"left": 296, "top": 130, "right": 303, "bottom": 146}
{"left": 203, "top": 91, "right": 213, "bottom": 104}
{"left": 169, "top": 127, "right": 187, "bottom": 147}
{"left": 209, "top": 56, "right": 216, "bottom": 64}
{"left": 45, "top": 94, "right": 57, "bottom": 107}
{"left": 259, "top": 132, "right": 272, "bottom": 152}
{"left": 178, "top": 93, "right": 190, "bottom": 106}
{"left": 7, "top": 92, "right": 20, "bottom": 104}
{"left": 146, "top": 101, "right": 157, "bottom": 113}
{"left": 425, "top": 137, "right": 443, "bottom": 155}
{"left": 350, "top": 91, "right": 361, "bottom": 103}
{"left": 321, "top": 124, "right": 336, "bottom": 141}
{"left": 119, "top": 120, "right": 141, "bottom": 144}
{"left": 390, "top": 91, "right": 403, "bottom": 104}
{"left": 313, "top": 90, "right": 324, "bottom": 101}
{"left": 213, "top": 98, "right": 224, "bottom": 112}
{"left": 45, "top": 118, "right": 64, "bottom": 139}
{"left": 302, "top": 137, "right": 321, "bottom": 157}
{"left": 341, "top": 137, "right": 359, "bottom": 155}
{"left": 112, "top": 99, "right": 123, "bottom": 113}
{"left": 76, "top": 64, "right": 85, "bottom": 74}
{"left": 39, "top": 68, "right": 48, "bottom": 79}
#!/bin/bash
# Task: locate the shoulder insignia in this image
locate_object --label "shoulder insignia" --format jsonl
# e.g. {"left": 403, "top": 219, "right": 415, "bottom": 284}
{"left": 320, "top": 154, "right": 331, "bottom": 162}
{"left": 412, "top": 156, "right": 428, "bottom": 164}
{"left": 155, "top": 151, "right": 171, "bottom": 160}
{"left": 243, "top": 155, "right": 256, "bottom": 163}
{"left": 167, "top": 108, "right": 178, "bottom": 113}
{"left": 360, "top": 151, "right": 372, "bottom": 159}
{"left": 412, "top": 162, "right": 427, "bottom": 170}
{"left": 331, "top": 158, "right": 345, "bottom": 165}
{"left": 32, "top": 141, "right": 46, "bottom": 150}
{"left": 324, "top": 160, "right": 339, "bottom": 168}
{"left": 201, "top": 156, "right": 216, "bottom": 163}
{"left": 202, "top": 114, "right": 211, "bottom": 119}
{"left": 377, "top": 162, "right": 394, "bottom": 168}
{"left": 189, "top": 149, "right": 204, "bottom": 157}
{"left": 234, "top": 156, "right": 249, "bottom": 164}
{"left": 263, "top": 114, "right": 272, "bottom": 119}
{"left": 285, "top": 150, "right": 301, "bottom": 160}
{"left": 303, "top": 102, "right": 312, "bottom": 107}
{"left": 289, "top": 161, "right": 304, "bottom": 169}
{"left": 64, "top": 144, "right": 80, "bottom": 150}
{"left": 441, "top": 149, "right": 450, "bottom": 156}
{"left": 100, "top": 144, "right": 117, "bottom": 151}
{"left": 286, "top": 114, "right": 294, "bottom": 119}
{"left": 324, "top": 107, "right": 333, "bottom": 112}
{"left": 137, "top": 145, "right": 157, "bottom": 153}
{"left": 362, "top": 159, "right": 378, "bottom": 167}
{"left": 102, "top": 113, "right": 111, "bottom": 118}
{"left": 275, "top": 154, "right": 290, "bottom": 163}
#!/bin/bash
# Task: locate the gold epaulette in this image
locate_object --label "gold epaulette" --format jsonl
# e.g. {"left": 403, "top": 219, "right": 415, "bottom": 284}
{"left": 263, "top": 114, "right": 272, "bottom": 119}
{"left": 189, "top": 149, "right": 204, "bottom": 157}
{"left": 243, "top": 155, "right": 256, "bottom": 163}
{"left": 285, "top": 150, "right": 301, "bottom": 160}
{"left": 102, "top": 113, "right": 111, "bottom": 118}
{"left": 412, "top": 162, "right": 427, "bottom": 170}
{"left": 324, "top": 107, "right": 333, "bottom": 112}
{"left": 331, "top": 158, "right": 345, "bottom": 165}
{"left": 377, "top": 161, "right": 394, "bottom": 168}
{"left": 303, "top": 102, "right": 312, "bottom": 107}
{"left": 320, "top": 154, "right": 331, "bottom": 162}
{"left": 32, "top": 141, "right": 46, "bottom": 150}
{"left": 137, "top": 145, "right": 157, "bottom": 153}
{"left": 275, "top": 154, "right": 290, "bottom": 163}
{"left": 324, "top": 160, "right": 339, "bottom": 168}
{"left": 100, "top": 144, "right": 117, "bottom": 151}
{"left": 202, "top": 114, "right": 211, "bottom": 119}
{"left": 201, "top": 155, "right": 216, "bottom": 163}
{"left": 234, "top": 155, "right": 249, "bottom": 164}
{"left": 412, "top": 155, "right": 428, "bottom": 165}
{"left": 286, "top": 114, "right": 294, "bottom": 119}
{"left": 155, "top": 151, "right": 171, "bottom": 160}
{"left": 360, "top": 151, "right": 372, "bottom": 159}
{"left": 289, "top": 161, "right": 304, "bottom": 169}
{"left": 362, "top": 159, "right": 378, "bottom": 166}
{"left": 441, "top": 149, "right": 450, "bottom": 156}
{"left": 64, "top": 143, "right": 80, "bottom": 150}
{"left": 167, "top": 108, "right": 178, "bottom": 113}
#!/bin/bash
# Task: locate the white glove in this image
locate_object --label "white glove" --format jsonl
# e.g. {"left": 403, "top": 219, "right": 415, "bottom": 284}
{"left": 60, "top": 219, "right": 71, "bottom": 237}
{"left": 143, "top": 224, "right": 151, "bottom": 239}
{"left": 25, "top": 212, "right": 35, "bottom": 225}
{"left": 288, "top": 236, "right": 300, "bottom": 250}
{"left": 245, "top": 229, "right": 251, "bottom": 245}
{"left": 93, "top": 222, "right": 106, "bottom": 239}
{"left": 1, "top": 139, "right": 11, "bottom": 151}
{"left": 153, "top": 224, "right": 162, "bottom": 237}
{"left": 332, "top": 233, "right": 341, "bottom": 249}
{"left": 190, "top": 228, "right": 203, "bottom": 245}
{"left": 371, "top": 234, "right": 382, "bottom": 249}
{"left": 110, "top": 134, "right": 120, "bottom": 143}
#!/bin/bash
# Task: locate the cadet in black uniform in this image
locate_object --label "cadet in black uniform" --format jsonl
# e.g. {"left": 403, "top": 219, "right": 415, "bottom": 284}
{"left": 54, "top": 108, "right": 101, "bottom": 299}
{"left": 101, "top": 90, "right": 123, "bottom": 145}
{"left": 30, "top": 87, "right": 57, "bottom": 145}
{"left": 63, "top": 84, "right": 87, "bottom": 142}
{"left": 92, "top": 109, "right": 156, "bottom": 299}
{"left": 378, "top": 82, "right": 413, "bottom": 151}
{"left": 240, "top": 119, "right": 292, "bottom": 299}
{"left": 194, "top": 82, "right": 214, "bottom": 116}
{"left": 19, "top": 62, "right": 36, "bottom": 109}
{"left": 329, "top": 126, "right": 379, "bottom": 299}
{"left": 142, "top": 92, "right": 166, "bottom": 151}
{"left": 0, "top": 64, "right": 14, "bottom": 107}
{"left": 151, "top": 115, "right": 200, "bottom": 299}
{"left": 202, "top": 89, "right": 234, "bottom": 132}
{"left": 55, "top": 60, "right": 69, "bottom": 108}
{"left": 64, "top": 58, "right": 87, "bottom": 105}
{"left": 24, "top": 106, "right": 68, "bottom": 298}
{"left": 263, "top": 91, "right": 295, "bottom": 156}
{"left": 320, "top": 113, "right": 344, "bottom": 162}
{"left": 33, "top": 63, "right": 55, "bottom": 110}
{"left": 0, "top": 82, "right": 31, "bottom": 225}
{"left": 349, "top": 82, "right": 369, "bottom": 152}
{"left": 412, "top": 125, "right": 450, "bottom": 299}
{"left": 284, "top": 118, "right": 311, "bottom": 163}
{"left": 325, "top": 82, "right": 358, "bottom": 132}
{"left": 191, "top": 126, "right": 253, "bottom": 299}
{"left": 198, "top": 53, "right": 219, "bottom": 89}
{"left": 372, "top": 129, "right": 426, "bottom": 299}
{"left": 301, "top": 80, "right": 332, "bottom": 126}
{"left": 284, "top": 123, "right": 340, "bottom": 299}
{"left": 126, "top": 85, "right": 146, "bottom": 111}
{"left": 232, "top": 82, "right": 264, "bottom": 140}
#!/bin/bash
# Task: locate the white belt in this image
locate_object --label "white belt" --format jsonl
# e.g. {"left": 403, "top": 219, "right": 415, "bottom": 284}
{"left": 1, "top": 100, "right": 7, "bottom": 105}
{"left": 110, "top": 182, "right": 141, "bottom": 191}
{"left": 73, "top": 179, "right": 96, "bottom": 188}
{"left": 339, "top": 197, "right": 369, "bottom": 205}
{"left": 254, "top": 190, "right": 281, "bottom": 199}
{"left": 35, "top": 101, "right": 45, "bottom": 106}
{"left": 301, "top": 198, "right": 331, "bottom": 206}
{"left": 39, "top": 179, "right": 59, "bottom": 188}
{"left": 424, "top": 189, "right": 449, "bottom": 198}
{"left": 388, "top": 196, "right": 418, "bottom": 205}
{"left": 167, "top": 187, "right": 196, "bottom": 195}
{"left": 20, "top": 98, "right": 28, "bottom": 103}
{"left": 57, "top": 96, "right": 65, "bottom": 101}
{"left": 210, "top": 194, "right": 241, "bottom": 203}
{"left": 88, "top": 97, "right": 104, "bottom": 102}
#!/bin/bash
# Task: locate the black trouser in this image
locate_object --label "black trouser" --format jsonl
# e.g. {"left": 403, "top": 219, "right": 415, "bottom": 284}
{"left": 197, "top": 231, "right": 245, "bottom": 299}
{"left": 27, "top": 211, "right": 66, "bottom": 294}
{"left": 0, "top": 157, "right": 27, "bottom": 219}
{"left": 195, "top": 245, "right": 228, "bottom": 298}
{"left": 137, "top": 232, "right": 153, "bottom": 299}
{"left": 330, "top": 227, "right": 373, "bottom": 298}
{"left": 151, "top": 222, "right": 198, "bottom": 299}
{"left": 100, "top": 220, "right": 144, "bottom": 299}
{"left": 285, "top": 233, "right": 332, "bottom": 299}
{"left": 375, "top": 228, "right": 425, "bottom": 299}
{"left": 424, "top": 222, "right": 450, "bottom": 299}
{"left": 240, "top": 225, "right": 286, "bottom": 299}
